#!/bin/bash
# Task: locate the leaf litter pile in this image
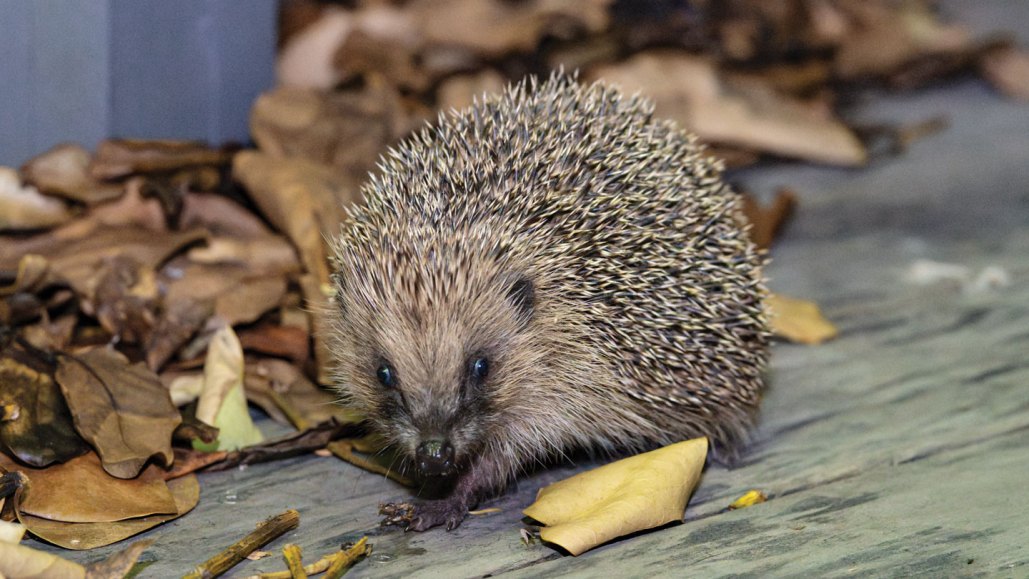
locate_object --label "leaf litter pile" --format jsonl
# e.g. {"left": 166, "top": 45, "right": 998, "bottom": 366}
{"left": 1, "top": 0, "right": 1027, "bottom": 572}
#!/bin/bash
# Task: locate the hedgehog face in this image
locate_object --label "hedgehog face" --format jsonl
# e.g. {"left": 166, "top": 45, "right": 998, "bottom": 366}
{"left": 332, "top": 248, "right": 537, "bottom": 480}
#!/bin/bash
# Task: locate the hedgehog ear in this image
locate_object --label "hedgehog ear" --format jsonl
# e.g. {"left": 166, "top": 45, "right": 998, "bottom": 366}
{"left": 506, "top": 276, "right": 535, "bottom": 324}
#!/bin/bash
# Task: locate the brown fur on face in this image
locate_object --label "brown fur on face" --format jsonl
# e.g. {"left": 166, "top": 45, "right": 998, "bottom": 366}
{"left": 327, "top": 74, "right": 769, "bottom": 497}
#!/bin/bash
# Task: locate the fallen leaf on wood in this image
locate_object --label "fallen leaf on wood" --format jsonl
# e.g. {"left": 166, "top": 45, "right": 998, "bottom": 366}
{"left": 87, "top": 178, "right": 168, "bottom": 232}
{"left": 90, "top": 139, "right": 232, "bottom": 180}
{"left": 162, "top": 448, "right": 228, "bottom": 480}
{"left": 214, "top": 276, "right": 288, "bottom": 327}
{"left": 0, "top": 167, "right": 73, "bottom": 231}
{"left": 980, "top": 46, "right": 1029, "bottom": 102}
{"left": 193, "top": 325, "right": 264, "bottom": 451}
{"left": 0, "top": 452, "right": 176, "bottom": 523}
{"left": 728, "top": 489, "right": 767, "bottom": 510}
{"left": 523, "top": 437, "right": 708, "bottom": 556}
{"left": 0, "top": 348, "right": 89, "bottom": 467}
{"left": 0, "top": 540, "right": 86, "bottom": 579}
{"left": 55, "top": 347, "right": 180, "bottom": 478}
{"left": 187, "top": 236, "right": 300, "bottom": 276}
{"left": 20, "top": 143, "right": 124, "bottom": 205}
{"left": 588, "top": 52, "right": 867, "bottom": 167}
{"left": 765, "top": 293, "right": 838, "bottom": 345}
{"left": 17, "top": 473, "right": 199, "bottom": 550}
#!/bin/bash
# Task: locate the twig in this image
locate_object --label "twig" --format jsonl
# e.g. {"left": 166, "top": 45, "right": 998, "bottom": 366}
{"left": 326, "top": 440, "right": 412, "bottom": 487}
{"left": 247, "top": 553, "right": 335, "bottom": 579}
{"left": 282, "top": 544, "right": 306, "bottom": 579}
{"left": 324, "top": 537, "right": 371, "bottom": 579}
{"left": 183, "top": 509, "right": 300, "bottom": 579}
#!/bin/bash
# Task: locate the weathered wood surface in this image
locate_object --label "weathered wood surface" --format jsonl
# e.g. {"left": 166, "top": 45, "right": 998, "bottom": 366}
{"left": 35, "top": 1, "right": 1029, "bottom": 576}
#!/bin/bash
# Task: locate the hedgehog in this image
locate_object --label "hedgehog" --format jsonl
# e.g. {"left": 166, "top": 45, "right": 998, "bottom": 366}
{"left": 327, "top": 73, "right": 768, "bottom": 531}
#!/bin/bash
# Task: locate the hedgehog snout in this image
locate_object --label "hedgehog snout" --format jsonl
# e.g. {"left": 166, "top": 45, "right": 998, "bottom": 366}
{"left": 415, "top": 438, "right": 456, "bottom": 477}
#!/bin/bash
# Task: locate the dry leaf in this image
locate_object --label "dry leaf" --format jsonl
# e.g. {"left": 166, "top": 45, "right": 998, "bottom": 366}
{"left": 0, "top": 541, "right": 86, "bottom": 579}
{"left": 980, "top": 46, "right": 1029, "bottom": 102}
{"left": 0, "top": 452, "right": 176, "bottom": 523}
{"left": 0, "top": 255, "right": 54, "bottom": 297}
{"left": 0, "top": 349, "right": 89, "bottom": 467}
{"left": 90, "top": 139, "right": 232, "bottom": 180}
{"left": 244, "top": 358, "right": 355, "bottom": 427}
{"left": 55, "top": 348, "right": 180, "bottom": 479}
{"left": 741, "top": 188, "right": 797, "bottom": 250}
{"left": 588, "top": 52, "right": 867, "bottom": 166}
{"left": 766, "top": 293, "right": 838, "bottom": 345}
{"left": 193, "top": 325, "right": 264, "bottom": 451}
{"left": 17, "top": 474, "right": 199, "bottom": 550}
{"left": 0, "top": 167, "right": 73, "bottom": 231}
{"left": 728, "top": 489, "right": 767, "bottom": 510}
{"left": 523, "top": 437, "right": 708, "bottom": 556}
{"left": 20, "top": 143, "right": 124, "bottom": 205}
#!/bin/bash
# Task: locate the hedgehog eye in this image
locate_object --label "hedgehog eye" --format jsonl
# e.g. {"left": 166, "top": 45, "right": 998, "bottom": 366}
{"left": 376, "top": 363, "right": 397, "bottom": 388}
{"left": 469, "top": 356, "right": 490, "bottom": 383}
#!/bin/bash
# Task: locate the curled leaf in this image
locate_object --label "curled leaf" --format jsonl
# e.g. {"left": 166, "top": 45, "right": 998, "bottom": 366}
{"left": 728, "top": 489, "right": 767, "bottom": 510}
{"left": 193, "top": 325, "right": 264, "bottom": 451}
{"left": 523, "top": 438, "right": 708, "bottom": 556}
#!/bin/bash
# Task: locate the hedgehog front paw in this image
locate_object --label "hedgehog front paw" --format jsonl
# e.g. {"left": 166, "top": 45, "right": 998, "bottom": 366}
{"left": 407, "top": 497, "right": 469, "bottom": 532}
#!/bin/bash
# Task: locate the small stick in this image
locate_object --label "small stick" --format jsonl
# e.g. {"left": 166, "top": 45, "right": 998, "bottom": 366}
{"left": 282, "top": 544, "right": 306, "bottom": 579}
{"left": 183, "top": 509, "right": 300, "bottom": 579}
{"left": 326, "top": 440, "right": 412, "bottom": 487}
{"left": 324, "top": 537, "right": 371, "bottom": 579}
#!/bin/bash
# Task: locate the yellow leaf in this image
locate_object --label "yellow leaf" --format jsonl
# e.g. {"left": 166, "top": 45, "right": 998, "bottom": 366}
{"left": 193, "top": 325, "right": 264, "bottom": 452}
{"left": 728, "top": 489, "right": 767, "bottom": 510}
{"left": 523, "top": 438, "right": 708, "bottom": 556}
{"left": 766, "top": 293, "right": 838, "bottom": 345}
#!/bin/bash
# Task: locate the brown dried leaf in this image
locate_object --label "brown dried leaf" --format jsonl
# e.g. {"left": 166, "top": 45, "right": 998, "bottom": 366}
{"left": 0, "top": 349, "right": 89, "bottom": 467}
{"left": 238, "top": 326, "right": 311, "bottom": 370}
{"left": 248, "top": 87, "right": 407, "bottom": 197}
{"left": 0, "top": 167, "right": 73, "bottom": 231}
{"left": 179, "top": 192, "right": 276, "bottom": 239}
{"left": 20, "top": 143, "right": 124, "bottom": 205}
{"left": 0, "top": 254, "right": 53, "bottom": 297}
{"left": 233, "top": 151, "right": 356, "bottom": 383}
{"left": 244, "top": 358, "right": 355, "bottom": 428}
{"left": 0, "top": 452, "right": 176, "bottom": 523}
{"left": 0, "top": 223, "right": 206, "bottom": 296}
{"left": 588, "top": 53, "right": 867, "bottom": 166}
{"left": 91, "top": 139, "right": 232, "bottom": 180}
{"left": 980, "top": 45, "right": 1029, "bottom": 102}
{"left": 83, "top": 256, "right": 160, "bottom": 344}
{"left": 55, "top": 348, "right": 180, "bottom": 479}
{"left": 146, "top": 298, "right": 214, "bottom": 371}
{"left": 741, "top": 188, "right": 797, "bottom": 250}
{"left": 17, "top": 473, "right": 199, "bottom": 550}
{"left": 214, "top": 276, "right": 288, "bottom": 327}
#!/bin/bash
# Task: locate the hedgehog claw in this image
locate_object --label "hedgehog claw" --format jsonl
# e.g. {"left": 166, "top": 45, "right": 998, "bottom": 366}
{"left": 406, "top": 498, "right": 469, "bottom": 532}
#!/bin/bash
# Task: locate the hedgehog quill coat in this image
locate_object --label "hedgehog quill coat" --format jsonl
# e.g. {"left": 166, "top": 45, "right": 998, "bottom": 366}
{"left": 328, "top": 74, "right": 768, "bottom": 530}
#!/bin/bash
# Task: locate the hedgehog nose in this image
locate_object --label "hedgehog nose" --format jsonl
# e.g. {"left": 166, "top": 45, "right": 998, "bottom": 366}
{"left": 415, "top": 439, "right": 454, "bottom": 477}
